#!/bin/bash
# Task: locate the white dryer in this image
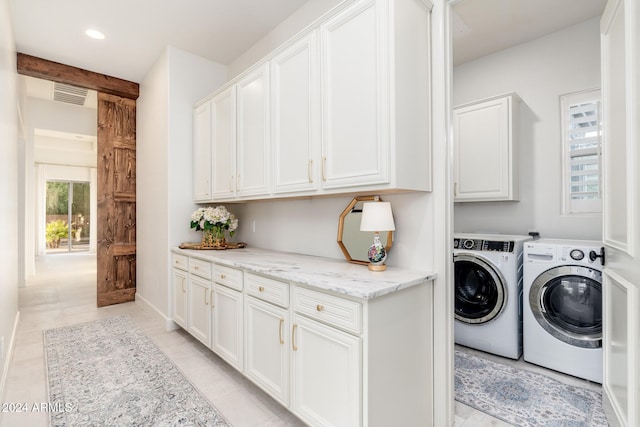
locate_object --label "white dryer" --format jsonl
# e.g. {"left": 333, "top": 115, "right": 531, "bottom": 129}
{"left": 454, "top": 234, "right": 532, "bottom": 359}
{"left": 523, "top": 239, "right": 604, "bottom": 383}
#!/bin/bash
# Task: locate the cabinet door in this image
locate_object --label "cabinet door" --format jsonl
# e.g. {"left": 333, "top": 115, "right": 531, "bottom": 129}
{"left": 188, "top": 275, "right": 211, "bottom": 347}
{"left": 320, "top": 0, "right": 389, "bottom": 189}
{"left": 244, "top": 296, "right": 289, "bottom": 406}
{"left": 211, "top": 86, "right": 237, "bottom": 199}
{"left": 291, "top": 313, "right": 361, "bottom": 427}
{"left": 272, "top": 32, "right": 320, "bottom": 194}
{"left": 211, "top": 283, "right": 244, "bottom": 371}
{"left": 172, "top": 268, "right": 188, "bottom": 329}
{"left": 193, "top": 101, "right": 212, "bottom": 201}
{"left": 453, "top": 95, "right": 517, "bottom": 201}
{"left": 236, "top": 63, "right": 270, "bottom": 197}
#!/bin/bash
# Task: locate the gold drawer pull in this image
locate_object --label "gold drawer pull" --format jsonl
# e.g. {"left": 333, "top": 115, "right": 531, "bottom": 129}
{"left": 292, "top": 324, "right": 298, "bottom": 351}
{"left": 316, "top": 304, "right": 324, "bottom": 312}
{"left": 308, "top": 159, "right": 313, "bottom": 183}
{"left": 258, "top": 286, "right": 265, "bottom": 292}
{"left": 204, "top": 288, "right": 209, "bottom": 306}
{"left": 194, "top": 265, "right": 199, "bottom": 270}
{"left": 181, "top": 278, "right": 186, "bottom": 293}
{"left": 279, "top": 318, "right": 284, "bottom": 344}
{"left": 220, "top": 274, "right": 226, "bottom": 279}
{"left": 322, "top": 156, "right": 327, "bottom": 181}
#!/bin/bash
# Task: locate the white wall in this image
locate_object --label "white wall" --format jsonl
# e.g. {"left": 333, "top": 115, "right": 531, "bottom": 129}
{"left": 0, "top": 0, "right": 20, "bottom": 401}
{"left": 228, "top": 0, "right": 344, "bottom": 78}
{"left": 136, "top": 46, "right": 227, "bottom": 322}
{"left": 453, "top": 17, "right": 603, "bottom": 241}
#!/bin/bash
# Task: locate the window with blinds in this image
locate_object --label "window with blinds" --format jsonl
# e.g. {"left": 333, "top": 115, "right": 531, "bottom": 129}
{"left": 560, "top": 89, "right": 602, "bottom": 214}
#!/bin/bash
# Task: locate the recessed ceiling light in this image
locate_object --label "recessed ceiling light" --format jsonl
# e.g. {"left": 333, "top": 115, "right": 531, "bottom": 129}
{"left": 85, "top": 29, "right": 105, "bottom": 40}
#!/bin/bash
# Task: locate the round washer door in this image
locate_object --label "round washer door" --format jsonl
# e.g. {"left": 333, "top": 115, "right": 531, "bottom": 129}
{"left": 529, "top": 265, "right": 602, "bottom": 348}
{"left": 454, "top": 253, "right": 507, "bottom": 324}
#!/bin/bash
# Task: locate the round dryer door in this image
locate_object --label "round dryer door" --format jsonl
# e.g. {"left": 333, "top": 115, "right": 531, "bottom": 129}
{"left": 529, "top": 265, "right": 602, "bottom": 348}
{"left": 454, "top": 253, "right": 507, "bottom": 324}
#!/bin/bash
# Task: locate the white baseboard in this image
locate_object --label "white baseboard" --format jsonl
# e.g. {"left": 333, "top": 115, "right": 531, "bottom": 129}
{"left": 0, "top": 310, "right": 20, "bottom": 403}
{"left": 134, "top": 293, "right": 179, "bottom": 331}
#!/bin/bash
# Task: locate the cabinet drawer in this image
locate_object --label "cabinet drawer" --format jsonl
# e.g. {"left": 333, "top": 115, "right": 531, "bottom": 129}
{"left": 172, "top": 253, "right": 188, "bottom": 271}
{"left": 245, "top": 273, "right": 289, "bottom": 308}
{"left": 213, "top": 264, "right": 243, "bottom": 291}
{"left": 292, "top": 287, "right": 362, "bottom": 334}
{"left": 189, "top": 258, "right": 212, "bottom": 280}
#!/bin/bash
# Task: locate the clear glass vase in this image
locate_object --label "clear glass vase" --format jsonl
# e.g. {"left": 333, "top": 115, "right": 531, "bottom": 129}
{"left": 201, "top": 227, "right": 226, "bottom": 248}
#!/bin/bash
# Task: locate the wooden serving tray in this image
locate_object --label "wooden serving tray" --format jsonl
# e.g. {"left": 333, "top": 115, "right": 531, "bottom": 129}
{"left": 179, "top": 242, "right": 247, "bottom": 250}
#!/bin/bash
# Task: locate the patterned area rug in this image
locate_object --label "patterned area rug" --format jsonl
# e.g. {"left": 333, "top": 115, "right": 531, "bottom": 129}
{"left": 455, "top": 350, "right": 608, "bottom": 427}
{"left": 44, "top": 315, "right": 231, "bottom": 426}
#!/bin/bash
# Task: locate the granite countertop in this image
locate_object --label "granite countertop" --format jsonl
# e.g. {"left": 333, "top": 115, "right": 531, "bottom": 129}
{"left": 172, "top": 246, "right": 436, "bottom": 300}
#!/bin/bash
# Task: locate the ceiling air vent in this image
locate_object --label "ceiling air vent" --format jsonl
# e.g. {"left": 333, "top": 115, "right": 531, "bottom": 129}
{"left": 53, "top": 82, "right": 88, "bottom": 106}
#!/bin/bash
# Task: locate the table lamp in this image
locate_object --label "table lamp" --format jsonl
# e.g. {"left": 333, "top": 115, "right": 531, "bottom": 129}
{"left": 360, "top": 199, "right": 396, "bottom": 271}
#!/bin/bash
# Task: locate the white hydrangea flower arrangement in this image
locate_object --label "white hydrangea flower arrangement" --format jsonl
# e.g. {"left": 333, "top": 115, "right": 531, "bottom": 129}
{"left": 190, "top": 206, "right": 238, "bottom": 246}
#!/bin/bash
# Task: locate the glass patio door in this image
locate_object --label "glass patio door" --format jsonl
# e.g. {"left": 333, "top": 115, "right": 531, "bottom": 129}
{"left": 46, "top": 181, "right": 91, "bottom": 253}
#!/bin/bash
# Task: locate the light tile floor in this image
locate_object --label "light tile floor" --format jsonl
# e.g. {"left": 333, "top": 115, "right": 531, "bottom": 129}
{"left": 0, "top": 254, "right": 603, "bottom": 427}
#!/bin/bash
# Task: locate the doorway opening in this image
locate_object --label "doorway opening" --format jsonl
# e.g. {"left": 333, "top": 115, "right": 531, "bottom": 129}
{"left": 45, "top": 180, "right": 91, "bottom": 253}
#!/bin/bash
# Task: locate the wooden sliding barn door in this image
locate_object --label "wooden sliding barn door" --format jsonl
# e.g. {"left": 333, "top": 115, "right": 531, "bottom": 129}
{"left": 97, "top": 93, "right": 137, "bottom": 307}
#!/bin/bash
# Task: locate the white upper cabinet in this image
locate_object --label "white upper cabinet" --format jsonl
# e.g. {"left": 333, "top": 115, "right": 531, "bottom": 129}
{"left": 193, "top": 0, "right": 432, "bottom": 202}
{"left": 193, "top": 102, "right": 212, "bottom": 201}
{"left": 210, "top": 86, "right": 237, "bottom": 200}
{"left": 320, "top": 0, "right": 432, "bottom": 192}
{"left": 320, "top": 0, "right": 387, "bottom": 188}
{"left": 236, "top": 63, "right": 270, "bottom": 197}
{"left": 271, "top": 32, "right": 320, "bottom": 194}
{"left": 453, "top": 93, "right": 520, "bottom": 202}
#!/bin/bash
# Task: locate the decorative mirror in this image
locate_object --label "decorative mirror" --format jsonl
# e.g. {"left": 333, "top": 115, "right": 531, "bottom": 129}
{"left": 337, "top": 196, "right": 393, "bottom": 265}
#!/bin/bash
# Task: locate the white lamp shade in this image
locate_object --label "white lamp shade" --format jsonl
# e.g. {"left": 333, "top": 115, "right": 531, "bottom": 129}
{"left": 360, "top": 201, "right": 396, "bottom": 232}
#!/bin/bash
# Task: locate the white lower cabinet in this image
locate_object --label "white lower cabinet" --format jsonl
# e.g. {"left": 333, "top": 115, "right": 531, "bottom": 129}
{"left": 211, "top": 283, "right": 244, "bottom": 371}
{"left": 291, "top": 312, "right": 362, "bottom": 427}
{"left": 245, "top": 295, "right": 290, "bottom": 406}
{"left": 188, "top": 274, "right": 211, "bottom": 347}
{"left": 172, "top": 268, "right": 188, "bottom": 329}
{"left": 172, "top": 253, "right": 432, "bottom": 426}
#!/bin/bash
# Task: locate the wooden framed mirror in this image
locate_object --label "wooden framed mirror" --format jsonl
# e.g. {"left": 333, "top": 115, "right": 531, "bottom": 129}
{"left": 337, "top": 196, "right": 393, "bottom": 265}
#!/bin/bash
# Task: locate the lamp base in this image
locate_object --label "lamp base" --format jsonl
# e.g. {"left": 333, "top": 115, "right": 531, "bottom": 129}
{"left": 368, "top": 263, "right": 387, "bottom": 272}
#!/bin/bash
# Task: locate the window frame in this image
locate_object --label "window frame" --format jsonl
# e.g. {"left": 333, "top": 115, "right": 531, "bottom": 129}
{"left": 560, "top": 88, "right": 603, "bottom": 215}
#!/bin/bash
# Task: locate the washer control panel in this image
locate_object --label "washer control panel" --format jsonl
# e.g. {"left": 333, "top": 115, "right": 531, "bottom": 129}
{"left": 454, "top": 238, "right": 515, "bottom": 253}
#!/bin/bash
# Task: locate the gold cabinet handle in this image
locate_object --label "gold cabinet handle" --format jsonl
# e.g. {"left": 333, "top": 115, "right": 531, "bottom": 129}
{"left": 316, "top": 304, "right": 324, "bottom": 312}
{"left": 211, "top": 290, "right": 215, "bottom": 309}
{"left": 454, "top": 182, "right": 457, "bottom": 197}
{"left": 204, "top": 288, "right": 209, "bottom": 306}
{"left": 322, "top": 156, "right": 327, "bottom": 181}
{"left": 279, "top": 318, "right": 284, "bottom": 344}
{"left": 258, "top": 286, "right": 265, "bottom": 292}
{"left": 181, "top": 278, "right": 186, "bottom": 293}
{"left": 292, "top": 323, "right": 298, "bottom": 351}
{"left": 194, "top": 265, "right": 199, "bottom": 270}
{"left": 308, "top": 159, "right": 313, "bottom": 183}
{"left": 220, "top": 274, "right": 226, "bottom": 279}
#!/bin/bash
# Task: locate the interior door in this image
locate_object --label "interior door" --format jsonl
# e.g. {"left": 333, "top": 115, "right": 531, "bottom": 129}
{"left": 600, "top": 0, "right": 640, "bottom": 425}
{"left": 96, "top": 93, "right": 137, "bottom": 307}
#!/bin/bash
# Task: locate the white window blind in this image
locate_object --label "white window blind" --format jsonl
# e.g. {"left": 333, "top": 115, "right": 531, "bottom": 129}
{"left": 560, "top": 89, "right": 602, "bottom": 214}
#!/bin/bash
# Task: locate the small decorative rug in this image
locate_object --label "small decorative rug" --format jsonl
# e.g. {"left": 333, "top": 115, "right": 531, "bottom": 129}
{"left": 44, "top": 315, "right": 231, "bottom": 426}
{"left": 455, "top": 350, "right": 608, "bottom": 426}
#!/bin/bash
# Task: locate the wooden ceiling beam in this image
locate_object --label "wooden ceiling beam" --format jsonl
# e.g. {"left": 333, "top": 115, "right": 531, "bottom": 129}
{"left": 16, "top": 53, "right": 139, "bottom": 100}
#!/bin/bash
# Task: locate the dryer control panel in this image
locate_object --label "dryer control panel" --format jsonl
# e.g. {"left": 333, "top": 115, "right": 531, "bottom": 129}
{"left": 454, "top": 238, "right": 515, "bottom": 253}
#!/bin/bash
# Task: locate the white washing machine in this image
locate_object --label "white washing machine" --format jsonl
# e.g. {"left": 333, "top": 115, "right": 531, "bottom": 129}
{"left": 523, "top": 239, "right": 604, "bottom": 383}
{"left": 454, "top": 234, "right": 532, "bottom": 359}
